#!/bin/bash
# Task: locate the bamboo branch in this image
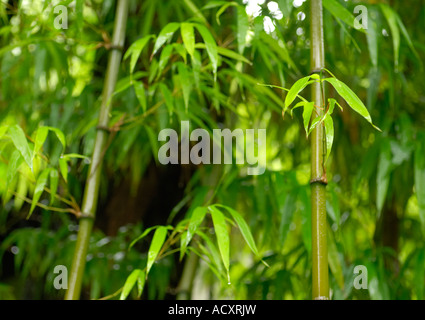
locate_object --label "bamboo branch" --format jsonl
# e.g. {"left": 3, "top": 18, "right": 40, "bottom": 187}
{"left": 310, "top": 0, "right": 329, "bottom": 300}
{"left": 65, "top": 0, "right": 129, "bottom": 300}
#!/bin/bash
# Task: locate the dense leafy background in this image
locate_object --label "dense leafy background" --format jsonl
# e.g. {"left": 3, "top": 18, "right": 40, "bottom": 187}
{"left": 0, "top": 0, "right": 424, "bottom": 300}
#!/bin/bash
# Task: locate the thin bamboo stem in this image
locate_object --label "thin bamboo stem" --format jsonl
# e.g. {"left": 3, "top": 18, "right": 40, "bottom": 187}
{"left": 310, "top": 0, "right": 329, "bottom": 300}
{"left": 65, "top": 0, "right": 129, "bottom": 300}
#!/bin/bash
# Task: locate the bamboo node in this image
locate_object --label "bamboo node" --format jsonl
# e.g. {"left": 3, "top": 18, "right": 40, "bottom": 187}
{"left": 314, "top": 296, "right": 329, "bottom": 300}
{"left": 310, "top": 68, "right": 323, "bottom": 75}
{"left": 309, "top": 176, "right": 328, "bottom": 185}
{"left": 78, "top": 212, "right": 94, "bottom": 220}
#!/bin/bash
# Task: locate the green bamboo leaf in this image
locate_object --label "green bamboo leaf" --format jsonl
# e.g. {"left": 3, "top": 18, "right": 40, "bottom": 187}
{"left": 120, "top": 269, "right": 142, "bottom": 300}
{"left": 196, "top": 230, "right": 225, "bottom": 277}
{"left": 133, "top": 81, "right": 147, "bottom": 113}
{"left": 308, "top": 116, "right": 322, "bottom": 135}
{"left": 0, "top": 125, "right": 8, "bottom": 140}
{"left": 177, "top": 62, "right": 193, "bottom": 111}
{"left": 124, "top": 35, "right": 154, "bottom": 73}
{"left": 129, "top": 225, "right": 163, "bottom": 250}
{"left": 284, "top": 76, "right": 314, "bottom": 113}
{"left": 152, "top": 22, "right": 180, "bottom": 57}
{"left": 146, "top": 226, "right": 168, "bottom": 275}
{"left": 194, "top": 24, "right": 218, "bottom": 78}
{"left": 46, "top": 127, "right": 66, "bottom": 152}
{"left": 216, "top": 46, "right": 251, "bottom": 65}
{"left": 395, "top": 14, "right": 421, "bottom": 66}
{"left": 216, "top": 2, "right": 237, "bottom": 25}
{"left": 58, "top": 158, "right": 68, "bottom": 182}
{"left": 195, "top": 43, "right": 251, "bottom": 64}
{"left": 237, "top": 5, "right": 249, "bottom": 54}
{"left": 33, "top": 126, "right": 49, "bottom": 159}
{"left": 303, "top": 101, "right": 314, "bottom": 137}
{"left": 366, "top": 19, "right": 379, "bottom": 67}
{"left": 324, "top": 115, "right": 334, "bottom": 162}
{"left": 180, "top": 206, "right": 208, "bottom": 259}
{"left": 208, "top": 205, "right": 230, "bottom": 282}
{"left": 182, "top": 0, "right": 208, "bottom": 25}
{"left": 323, "top": 0, "right": 362, "bottom": 31}
{"left": 415, "top": 248, "right": 425, "bottom": 300}
{"left": 202, "top": 1, "right": 227, "bottom": 10}
{"left": 277, "top": 0, "right": 293, "bottom": 18}
{"left": 415, "top": 133, "right": 425, "bottom": 234}
{"left": 289, "top": 101, "right": 306, "bottom": 116}
{"left": 49, "top": 169, "right": 59, "bottom": 205}
{"left": 28, "top": 168, "right": 51, "bottom": 218}
{"left": 324, "top": 77, "right": 380, "bottom": 131}
{"left": 181, "top": 22, "right": 195, "bottom": 57}
{"left": 137, "top": 270, "right": 146, "bottom": 298}
{"left": 159, "top": 83, "right": 174, "bottom": 116}
{"left": 380, "top": 4, "right": 400, "bottom": 69}
{"left": 158, "top": 44, "right": 174, "bottom": 75}
{"left": 6, "top": 150, "right": 22, "bottom": 192}
{"left": 8, "top": 125, "right": 33, "bottom": 171}
{"left": 62, "top": 153, "right": 90, "bottom": 161}
{"left": 214, "top": 204, "right": 260, "bottom": 258}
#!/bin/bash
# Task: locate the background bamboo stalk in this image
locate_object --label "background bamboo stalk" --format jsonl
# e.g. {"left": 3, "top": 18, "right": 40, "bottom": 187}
{"left": 65, "top": 0, "right": 129, "bottom": 300}
{"left": 309, "top": 0, "right": 329, "bottom": 300}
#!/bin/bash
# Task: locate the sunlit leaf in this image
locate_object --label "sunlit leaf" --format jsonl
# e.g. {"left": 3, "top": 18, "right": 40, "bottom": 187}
{"left": 324, "top": 77, "right": 380, "bottom": 131}
{"left": 366, "top": 19, "right": 379, "bottom": 67}
{"left": 216, "top": 2, "right": 237, "bottom": 25}
{"left": 194, "top": 24, "right": 218, "bottom": 78}
{"left": 6, "top": 150, "right": 22, "bottom": 192}
{"left": 8, "top": 125, "right": 33, "bottom": 171}
{"left": 137, "top": 270, "right": 146, "bottom": 298}
{"left": 33, "top": 126, "right": 49, "bottom": 159}
{"left": 152, "top": 22, "right": 180, "bottom": 56}
{"left": 181, "top": 206, "right": 208, "bottom": 259}
{"left": 120, "top": 269, "right": 142, "bottom": 300}
{"left": 302, "top": 101, "right": 314, "bottom": 137}
{"left": 380, "top": 4, "right": 400, "bottom": 69}
{"left": 208, "top": 205, "right": 230, "bottom": 282}
{"left": 181, "top": 22, "right": 195, "bottom": 57}
{"left": 324, "top": 115, "right": 334, "bottom": 162}
{"left": 134, "top": 81, "right": 147, "bottom": 113}
{"left": 146, "top": 226, "right": 168, "bottom": 275}
{"left": 125, "top": 35, "right": 154, "bottom": 73}
{"left": 158, "top": 44, "right": 174, "bottom": 75}
{"left": 214, "top": 204, "right": 260, "bottom": 258}
{"left": 237, "top": 5, "right": 249, "bottom": 54}
{"left": 28, "top": 168, "right": 51, "bottom": 218}
{"left": 284, "top": 76, "right": 314, "bottom": 113}
{"left": 58, "top": 158, "right": 68, "bottom": 183}
{"left": 323, "top": 0, "right": 363, "bottom": 31}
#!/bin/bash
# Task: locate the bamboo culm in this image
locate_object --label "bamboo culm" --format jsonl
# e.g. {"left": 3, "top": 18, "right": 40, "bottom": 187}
{"left": 65, "top": 0, "right": 129, "bottom": 300}
{"left": 310, "top": 0, "right": 329, "bottom": 300}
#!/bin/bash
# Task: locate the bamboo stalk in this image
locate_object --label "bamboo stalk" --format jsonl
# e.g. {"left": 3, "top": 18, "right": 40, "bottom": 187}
{"left": 65, "top": 0, "right": 129, "bottom": 300}
{"left": 310, "top": 0, "right": 329, "bottom": 300}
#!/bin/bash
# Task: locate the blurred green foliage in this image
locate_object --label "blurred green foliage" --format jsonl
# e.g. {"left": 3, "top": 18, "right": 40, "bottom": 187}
{"left": 0, "top": 0, "right": 424, "bottom": 300}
